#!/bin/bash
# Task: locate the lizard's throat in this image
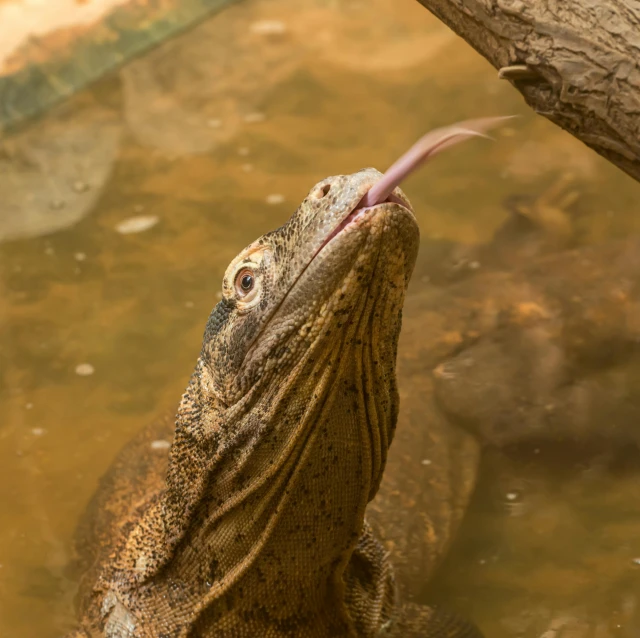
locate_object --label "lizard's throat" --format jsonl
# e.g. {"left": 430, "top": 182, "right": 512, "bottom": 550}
{"left": 172, "top": 293, "right": 399, "bottom": 591}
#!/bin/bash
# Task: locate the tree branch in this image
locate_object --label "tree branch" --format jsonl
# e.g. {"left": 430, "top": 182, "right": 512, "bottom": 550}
{"left": 415, "top": 0, "right": 640, "bottom": 183}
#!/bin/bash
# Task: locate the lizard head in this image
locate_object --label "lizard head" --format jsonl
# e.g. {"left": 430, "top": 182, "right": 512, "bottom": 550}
{"left": 197, "top": 118, "right": 508, "bottom": 405}
{"left": 203, "top": 168, "right": 418, "bottom": 406}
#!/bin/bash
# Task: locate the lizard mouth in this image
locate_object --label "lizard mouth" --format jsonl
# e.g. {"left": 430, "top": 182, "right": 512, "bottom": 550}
{"left": 317, "top": 190, "right": 414, "bottom": 256}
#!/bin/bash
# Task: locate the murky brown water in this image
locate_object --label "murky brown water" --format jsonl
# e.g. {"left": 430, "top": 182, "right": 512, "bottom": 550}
{"left": 1, "top": 0, "right": 640, "bottom": 636}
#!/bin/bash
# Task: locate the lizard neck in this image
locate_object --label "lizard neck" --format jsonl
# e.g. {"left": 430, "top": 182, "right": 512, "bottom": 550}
{"left": 163, "top": 288, "right": 399, "bottom": 634}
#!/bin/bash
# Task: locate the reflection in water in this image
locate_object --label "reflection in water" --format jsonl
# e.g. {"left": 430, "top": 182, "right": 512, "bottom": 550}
{"left": 1, "top": 0, "right": 640, "bottom": 636}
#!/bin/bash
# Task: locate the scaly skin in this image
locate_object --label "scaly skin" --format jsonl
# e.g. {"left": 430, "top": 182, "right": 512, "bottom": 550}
{"left": 71, "top": 168, "right": 482, "bottom": 637}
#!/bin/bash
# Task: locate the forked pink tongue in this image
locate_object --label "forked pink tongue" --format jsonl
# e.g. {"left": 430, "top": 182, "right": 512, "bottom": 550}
{"left": 357, "top": 116, "right": 514, "bottom": 209}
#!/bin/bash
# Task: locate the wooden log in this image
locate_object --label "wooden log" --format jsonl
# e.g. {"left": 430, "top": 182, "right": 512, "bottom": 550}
{"left": 415, "top": 0, "right": 640, "bottom": 183}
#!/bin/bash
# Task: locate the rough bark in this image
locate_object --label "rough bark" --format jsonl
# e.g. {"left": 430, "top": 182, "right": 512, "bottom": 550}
{"left": 415, "top": 0, "right": 640, "bottom": 184}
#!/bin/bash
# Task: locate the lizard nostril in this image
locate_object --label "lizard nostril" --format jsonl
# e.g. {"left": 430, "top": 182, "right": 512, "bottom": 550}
{"left": 316, "top": 184, "right": 331, "bottom": 198}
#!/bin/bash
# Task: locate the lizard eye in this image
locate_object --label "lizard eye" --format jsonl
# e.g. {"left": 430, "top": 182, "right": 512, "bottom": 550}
{"left": 235, "top": 268, "right": 255, "bottom": 297}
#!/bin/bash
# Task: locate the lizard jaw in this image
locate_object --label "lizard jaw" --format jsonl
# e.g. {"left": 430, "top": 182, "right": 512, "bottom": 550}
{"left": 318, "top": 191, "right": 413, "bottom": 256}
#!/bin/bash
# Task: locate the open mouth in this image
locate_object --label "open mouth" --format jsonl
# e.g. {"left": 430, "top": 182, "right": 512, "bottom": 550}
{"left": 319, "top": 191, "right": 414, "bottom": 254}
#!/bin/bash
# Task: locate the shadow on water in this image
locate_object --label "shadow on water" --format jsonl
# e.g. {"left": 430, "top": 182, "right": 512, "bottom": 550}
{"left": 1, "top": 0, "right": 640, "bottom": 636}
